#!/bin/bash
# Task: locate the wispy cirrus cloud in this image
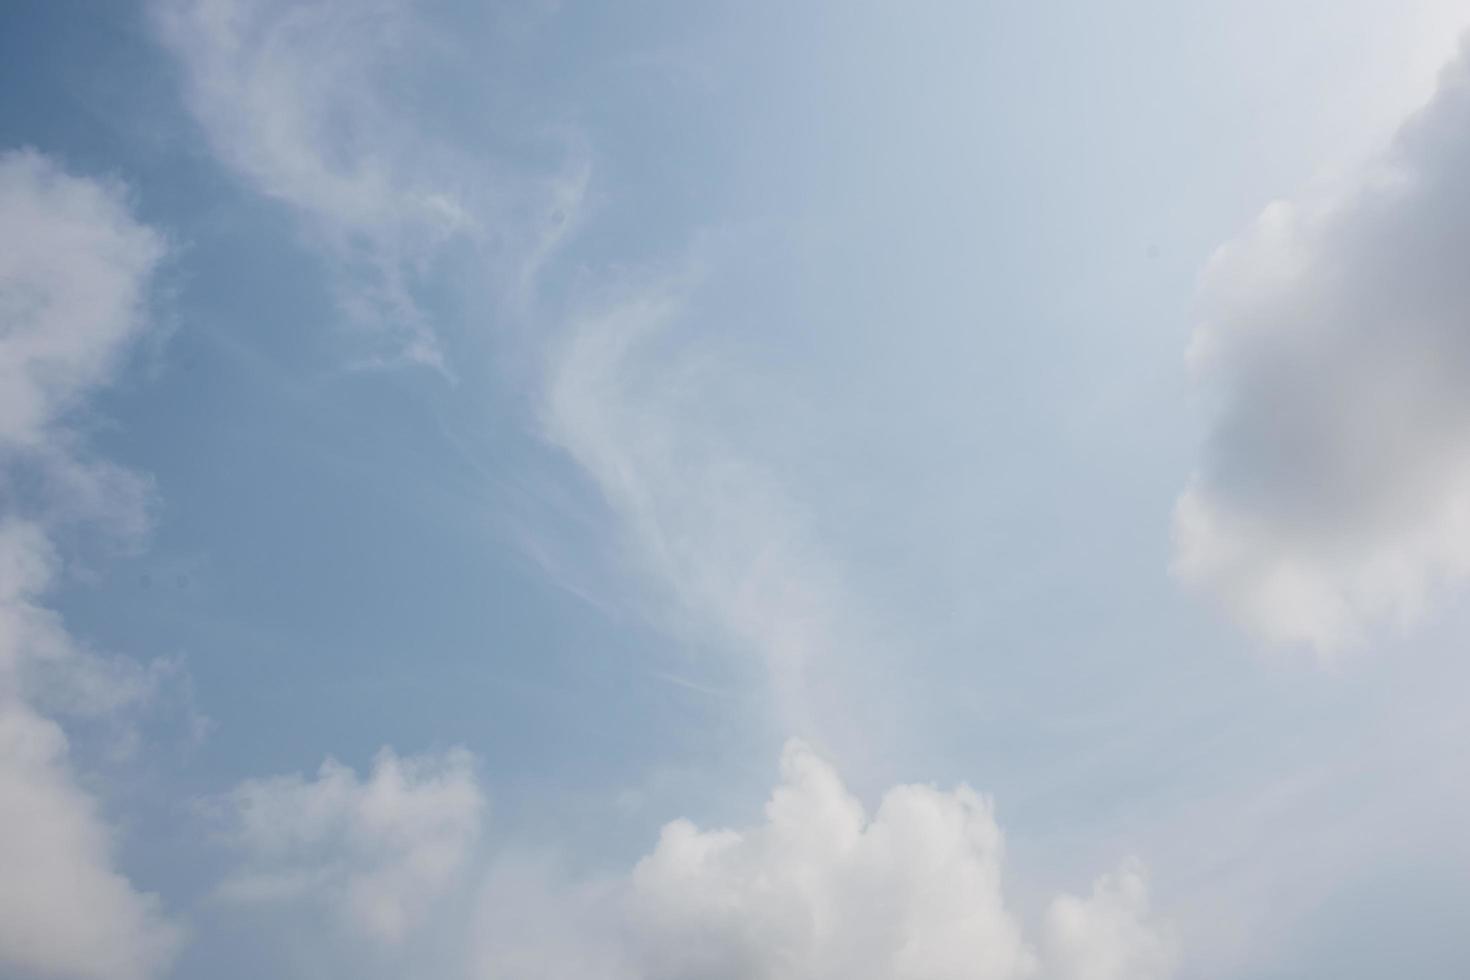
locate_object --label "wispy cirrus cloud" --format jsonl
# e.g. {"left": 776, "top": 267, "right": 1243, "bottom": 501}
{"left": 540, "top": 276, "right": 852, "bottom": 731}
{"left": 201, "top": 741, "right": 1174, "bottom": 980}
{"left": 154, "top": 0, "right": 587, "bottom": 373}
{"left": 154, "top": 0, "right": 861, "bottom": 741}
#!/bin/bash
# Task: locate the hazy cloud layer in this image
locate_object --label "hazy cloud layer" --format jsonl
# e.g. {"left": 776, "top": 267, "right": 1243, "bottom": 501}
{"left": 0, "top": 150, "right": 180, "bottom": 980}
{"left": 1175, "top": 42, "right": 1470, "bottom": 652}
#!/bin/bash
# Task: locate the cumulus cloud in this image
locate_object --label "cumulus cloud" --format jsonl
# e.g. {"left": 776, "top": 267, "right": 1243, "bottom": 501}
{"left": 1175, "top": 40, "right": 1470, "bottom": 652}
{"left": 474, "top": 741, "right": 1171, "bottom": 980}
{"left": 0, "top": 519, "right": 182, "bottom": 980}
{"left": 0, "top": 147, "right": 164, "bottom": 538}
{"left": 622, "top": 740, "right": 1035, "bottom": 980}
{"left": 212, "top": 746, "right": 484, "bottom": 944}
{"left": 0, "top": 149, "right": 181, "bottom": 979}
{"left": 0, "top": 701, "right": 180, "bottom": 980}
{"left": 154, "top": 0, "right": 586, "bottom": 371}
{"left": 1042, "top": 861, "right": 1175, "bottom": 980}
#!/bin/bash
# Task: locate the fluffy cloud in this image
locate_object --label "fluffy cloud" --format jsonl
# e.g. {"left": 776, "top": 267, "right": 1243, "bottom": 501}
{"left": 622, "top": 740, "right": 1035, "bottom": 980}
{"left": 0, "top": 701, "right": 179, "bottom": 980}
{"left": 474, "top": 741, "right": 1172, "bottom": 980}
{"left": 212, "top": 746, "right": 484, "bottom": 944}
{"left": 1042, "top": 861, "right": 1174, "bottom": 980}
{"left": 0, "top": 148, "right": 163, "bottom": 538}
{"left": 1175, "top": 40, "right": 1470, "bottom": 652}
{"left": 0, "top": 520, "right": 181, "bottom": 980}
{"left": 154, "top": 0, "right": 585, "bottom": 371}
{"left": 0, "top": 150, "right": 181, "bottom": 979}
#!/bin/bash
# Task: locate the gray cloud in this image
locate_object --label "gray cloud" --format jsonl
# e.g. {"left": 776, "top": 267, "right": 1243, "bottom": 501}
{"left": 1175, "top": 40, "right": 1470, "bottom": 652}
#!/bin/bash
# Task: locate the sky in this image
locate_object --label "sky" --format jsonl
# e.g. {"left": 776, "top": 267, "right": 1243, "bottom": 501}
{"left": 3, "top": 1, "right": 1470, "bottom": 978}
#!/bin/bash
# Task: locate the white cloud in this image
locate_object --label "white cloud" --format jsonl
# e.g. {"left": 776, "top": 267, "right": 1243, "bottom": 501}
{"left": 0, "top": 520, "right": 174, "bottom": 741}
{"left": 0, "top": 701, "right": 181, "bottom": 980}
{"left": 153, "top": 0, "right": 456, "bottom": 370}
{"left": 212, "top": 746, "right": 484, "bottom": 944}
{"left": 1042, "top": 861, "right": 1175, "bottom": 980}
{"left": 473, "top": 740, "right": 1170, "bottom": 980}
{"left": 622, "top": 739, "right": 1036, "bottom": 980}
{"left": 154, "top": 0, "right": 586, "bottom": 372}
{"left": 0, "top": 521, "right": 182, "bottom": 980}
{"left": 0, "top": 149, "right": 181, "bottom": 980}
{"left": 1175, "top": 39, "right": 1470, "bottom": 652}
{"left": 0, "top": 150, "right": 163, "bottom": 445}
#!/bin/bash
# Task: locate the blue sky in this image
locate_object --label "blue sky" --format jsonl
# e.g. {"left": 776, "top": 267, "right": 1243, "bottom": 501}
{"left": 4, "top": 2, "right": 1470, "bottom": 978}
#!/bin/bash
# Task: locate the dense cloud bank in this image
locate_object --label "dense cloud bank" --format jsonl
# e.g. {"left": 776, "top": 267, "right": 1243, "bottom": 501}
{"left": 1176, "top": 43, "right": 1470, "bottom": 652}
